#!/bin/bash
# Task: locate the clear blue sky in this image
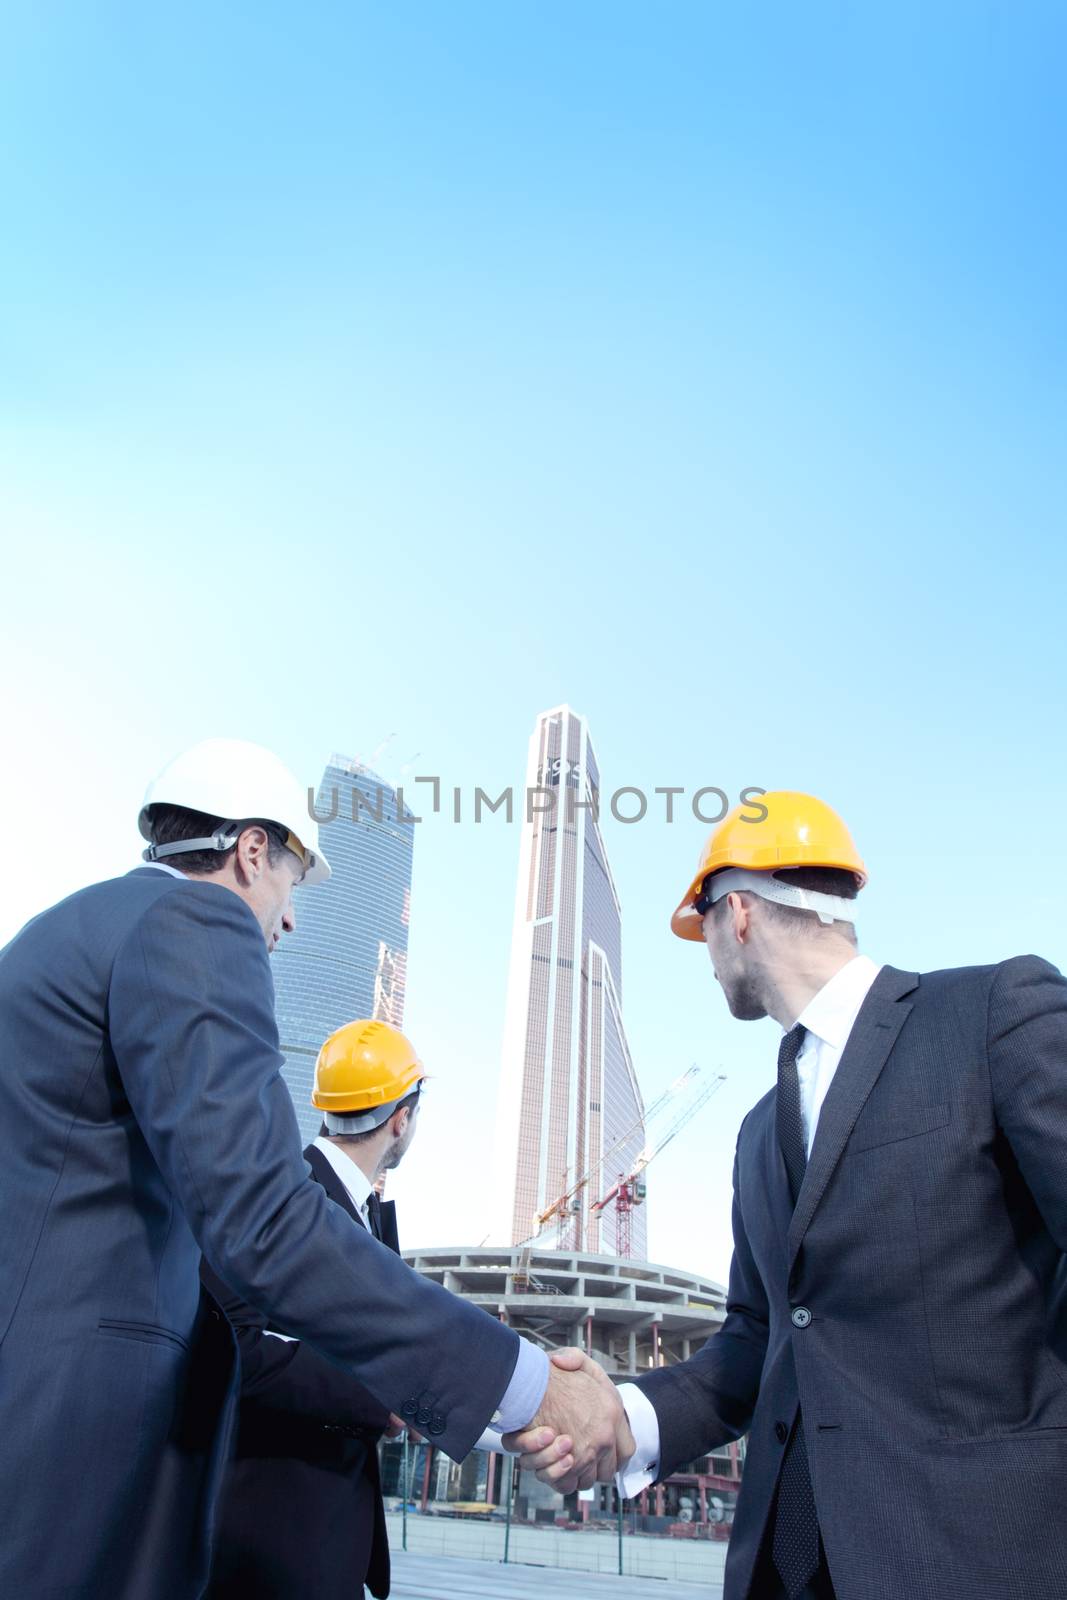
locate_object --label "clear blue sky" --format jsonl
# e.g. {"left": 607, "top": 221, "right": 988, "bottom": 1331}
{"left": 2, "top": 3, "right": 1064, "bottom": 1280}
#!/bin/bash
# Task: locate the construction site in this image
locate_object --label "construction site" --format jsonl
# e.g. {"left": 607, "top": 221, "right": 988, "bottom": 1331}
{"left": 379, "top": 694, "right": 741, "bottom": 1543}
{"left": 381, "top": 1062, "right": 740, "bottom": 1540}
{"left": 381, "top": 1242, "right": 742, "bottom": 1535}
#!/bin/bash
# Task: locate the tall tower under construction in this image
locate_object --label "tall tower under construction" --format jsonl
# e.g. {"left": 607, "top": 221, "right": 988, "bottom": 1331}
{"left": 497, "top": 706, "right": 646, "bottom": 1256}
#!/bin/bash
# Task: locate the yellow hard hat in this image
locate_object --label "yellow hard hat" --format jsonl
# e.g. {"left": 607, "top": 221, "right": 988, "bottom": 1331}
{"left": 671, "top": 791, "right": 867, "bottom": 942}
{"left": 312, "top": 1019, "right": 427, "bottom": 1132}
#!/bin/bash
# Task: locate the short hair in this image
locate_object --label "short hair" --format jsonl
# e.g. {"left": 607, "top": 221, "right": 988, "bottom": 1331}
{"left": 323, "top": 1091, "right": 420, "bottom": 1147}
{"left": 145, "top": 804, "right": 295, "bottom": 877}
{"left": 714, "top": 866, "right": 859, "bottom": 941}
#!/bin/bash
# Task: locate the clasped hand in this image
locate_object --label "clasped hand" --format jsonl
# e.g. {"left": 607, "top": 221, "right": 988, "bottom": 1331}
{"left": 501, "top": 1347, "right": 635, "bottom": 1495}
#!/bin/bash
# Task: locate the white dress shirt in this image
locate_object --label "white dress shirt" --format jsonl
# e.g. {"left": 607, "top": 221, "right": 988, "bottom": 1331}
{"left": 311, "top": 1134, "right": 376, "bottom": 1228}
{"left": 616, "top": 953, "right": 882, "bottom": 1496}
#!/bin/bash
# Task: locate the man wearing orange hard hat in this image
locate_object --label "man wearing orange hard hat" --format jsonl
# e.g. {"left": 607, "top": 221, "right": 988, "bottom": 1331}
{"left": 515, "top": 791, "right": 1067, "bottom": 1600}
{"left": 203, "top": 1019, "right": 428, "bottom": 1600}
{"left": 669, "top": 790, "right": 867, "bottom": 951}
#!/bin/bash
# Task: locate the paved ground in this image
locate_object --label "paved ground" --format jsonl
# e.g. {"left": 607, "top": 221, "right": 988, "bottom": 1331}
{"left": 383, "top": 1513, "right": 725, "bottom": 1587}
{"left": 390, "top": 1550, "right": 722, "bottom": 1599}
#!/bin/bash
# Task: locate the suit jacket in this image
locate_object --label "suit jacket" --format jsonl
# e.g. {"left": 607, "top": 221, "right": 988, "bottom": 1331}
{"left": 636, "top": 957, "right": 1067, "bottom": 1600}
{"left": 202, "top": 1144, "right": 401, "bottom": 1599}
{"left": 0, "top": 869, "right": 520, "bottom": 1599}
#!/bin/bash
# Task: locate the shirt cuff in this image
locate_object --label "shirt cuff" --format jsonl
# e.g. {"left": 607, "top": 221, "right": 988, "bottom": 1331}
{"left": 470, "top": 1427, "right": 520, "bottom": 1454}
{"left": 489, "top": 1339, "right": 550, "bottom": 1434}
{"left": 615, "top": 1382, "right": 660, "bottom": 1498}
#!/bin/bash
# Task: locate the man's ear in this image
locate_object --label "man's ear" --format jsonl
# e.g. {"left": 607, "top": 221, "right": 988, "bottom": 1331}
{"left": 727, "top": 890, "right": 751, "bottom": 943}
{"left": 234, "top": 825, "right": 270, "bottom": 881}
{"left": 235, "top": 825, "right": 273, "bottom": 889}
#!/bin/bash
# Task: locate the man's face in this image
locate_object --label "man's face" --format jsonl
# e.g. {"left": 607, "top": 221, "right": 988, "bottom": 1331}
{"left": 703, "top": 900, "right": 768, "bottom": 1021}
{"left": 248, "top": 850, "right": 303, "bottom": 953}
{"left": 382, "top": 1099, "right": 420, "bottom": 1171}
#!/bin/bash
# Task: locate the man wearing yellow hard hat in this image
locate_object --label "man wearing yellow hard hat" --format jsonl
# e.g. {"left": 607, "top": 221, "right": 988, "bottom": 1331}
{"left": 515, "top": 791, "right": 1067, "bottom": 1600}
{"left": 203, "top": 1020, "right": 426, "bottom": 1600}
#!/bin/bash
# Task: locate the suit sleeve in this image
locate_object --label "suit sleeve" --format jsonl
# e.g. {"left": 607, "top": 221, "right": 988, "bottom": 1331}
{"left": 988, "top": 954, "right": 1067, "bottom": 1249}
{"left": 199, "top": 1258, "right": 393, "bottom": 1435}
{"left": 632, "top": 1130, "right": 768, "bottom": 1479}
{"left": 109, "top": 883, "right": 519, "bottom": 1460}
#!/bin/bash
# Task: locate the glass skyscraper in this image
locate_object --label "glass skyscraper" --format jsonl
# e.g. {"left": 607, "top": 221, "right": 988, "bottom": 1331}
{"left": 273, "top": 753, "right": 413, "bottom": 1145}
{"left": 497, "top": 706, "right": 646, "bottom": 1256}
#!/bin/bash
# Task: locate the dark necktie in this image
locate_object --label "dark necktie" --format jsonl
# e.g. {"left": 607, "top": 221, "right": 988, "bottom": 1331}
{"left": 366, "top": 1191, "right": 383, "bottom": 1241}
{"left": 772, "top": 1023, "right": 821, "bottom": 1599}
{"left": 776, "top": 1023, "right": 808, "bottom": 1206}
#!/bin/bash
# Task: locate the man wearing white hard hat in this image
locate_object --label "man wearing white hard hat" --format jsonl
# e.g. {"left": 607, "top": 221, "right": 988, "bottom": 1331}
{"left": 139, "top": 736, "right": 333, "bottom": 946}
{"left": 0, "top": 738, "right": 630, "bottom": 1600}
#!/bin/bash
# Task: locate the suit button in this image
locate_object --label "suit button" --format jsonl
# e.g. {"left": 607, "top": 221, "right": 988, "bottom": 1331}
{"left": 791, "top": 1306, "right": 812, "bottom": 1329}
{"left": 429, "top": 1414, "right": 446, "bottom": 1436}
{"left": 416, "top": 1407, "right": 432, "bottom": 1427}
{"left": 401, "top": 1398, "right": 419, "bottom": 1418}
{"left": 774, "top": 1421, "right": 789, "bottom": 1443}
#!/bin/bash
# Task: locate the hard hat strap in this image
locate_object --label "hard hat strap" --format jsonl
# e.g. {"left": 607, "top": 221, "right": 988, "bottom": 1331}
{"left": 324, "top": 1084, "right": 422, "bottom": 1136}
{"left": 143, "top": 828, "right": 239, "bottom": 863}
{"left": 706, "top": 868, "right": 857, "bottom": 927}
{"left": 144, "top": 822, "right": 307, "bottom": 869}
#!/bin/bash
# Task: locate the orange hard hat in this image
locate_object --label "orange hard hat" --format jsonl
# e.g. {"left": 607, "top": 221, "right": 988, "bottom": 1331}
{"left": 671, "top": 791, "right": 867, "bottom": 942}
{"left": 312, "top": 1019, "right": 427, "bottom": 1130}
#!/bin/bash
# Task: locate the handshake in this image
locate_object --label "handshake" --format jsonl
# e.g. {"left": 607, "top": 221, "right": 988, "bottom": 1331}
{"left": 502, "top": 1347, "right": 636, "bottom": 1495}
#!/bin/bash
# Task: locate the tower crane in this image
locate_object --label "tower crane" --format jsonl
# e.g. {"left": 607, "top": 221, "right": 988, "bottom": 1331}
{"left": 528, "top": 1065, "right": 702, "bottom": 1249}
{"left": 591, "top": 1072, "right": 727, "bottom": 1257}
{"left": 525, "top": 1065, "right": 724, "bottom": 1254}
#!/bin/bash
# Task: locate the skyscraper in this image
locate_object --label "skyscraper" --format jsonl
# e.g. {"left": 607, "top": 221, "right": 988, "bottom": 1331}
{"left": 497, "top": 706, "right": 646, "bottom": 1256}
{"left": 273, "top": 754, "right": 413, "bottom": 1144}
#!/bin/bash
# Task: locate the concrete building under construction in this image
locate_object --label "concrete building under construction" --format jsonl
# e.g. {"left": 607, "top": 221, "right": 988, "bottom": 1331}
{"left": 380, "top": 1245, "right": 744, "bottom": 1533}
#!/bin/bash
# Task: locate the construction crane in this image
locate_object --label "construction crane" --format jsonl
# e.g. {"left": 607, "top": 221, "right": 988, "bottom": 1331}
{"left": 591, "top": 1073, "right": 727, "bottom": 1257}
{"left": 527, "top": 1065, "right": 704, "bottom": 1250}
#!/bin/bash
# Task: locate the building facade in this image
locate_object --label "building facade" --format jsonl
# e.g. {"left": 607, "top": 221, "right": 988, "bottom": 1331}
{"left": 497, "top": 707, "right": 646, "bottom": 1256}
{"left": 273, "top": 754, "right": 413, "bottom": 1144}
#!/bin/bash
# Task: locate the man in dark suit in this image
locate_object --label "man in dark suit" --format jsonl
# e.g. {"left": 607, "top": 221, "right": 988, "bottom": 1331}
{"left": 0, "top": 739, "right": 628, "bottom": 1600}
{"left": 513, "top": 791, "right": 1067, "bottom": 1600}
{"left": 203, "top": 1018, "right": 427, "bottom": 1600}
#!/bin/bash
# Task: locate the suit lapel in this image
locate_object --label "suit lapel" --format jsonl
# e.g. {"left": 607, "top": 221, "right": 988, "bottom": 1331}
{"left": 305, "top": 1143, "right": 367, "bottom": 1229}
{"left": 785, "top": 965, "right": 918, "bottom": 1273}
{"left": 378, "top": 1199, "right": 400, "bottom": 1256}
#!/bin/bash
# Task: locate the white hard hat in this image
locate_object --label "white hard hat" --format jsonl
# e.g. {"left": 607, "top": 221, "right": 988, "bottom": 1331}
{"left": 138, "top": 738, "right": 331, "bottom": 885}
